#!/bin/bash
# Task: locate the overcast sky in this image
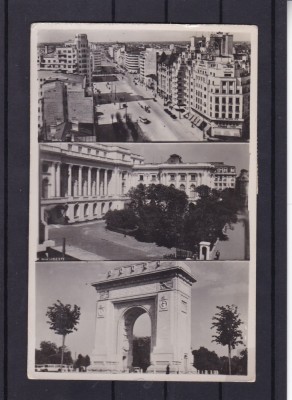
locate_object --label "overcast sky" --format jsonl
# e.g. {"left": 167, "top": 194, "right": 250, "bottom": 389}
{"left": 36, "top": 24, "right": 251, "bottom": 44}
{"left": 35, "top": 261, "right": 249, "bottom": 360}
{"left": 117, "top": 143, "right": 249, "bottom": 173}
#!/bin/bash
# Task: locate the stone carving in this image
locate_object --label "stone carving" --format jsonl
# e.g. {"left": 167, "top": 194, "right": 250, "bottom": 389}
{"left": 119, "top": 267, "right": 123, "bottom": 275}
{"left": 181, "top": 300, "right": 188, "bottom": 313}
{"left": 100, "top": 290, "right": 109, "bottom": 300}
{"left": 159, "top": 295, "right": 168, "bottom": 311}
{"left": 159, "top": 279, "right": 173, "bottom": 291}
{"left": 97, "top": 303, "right": 105, "bottom": 318}
{"left": 107, "top": 270, "right": 112, "bottom": 278}
{"left": 130, "top": 265, "right": 135, "bottom": 273}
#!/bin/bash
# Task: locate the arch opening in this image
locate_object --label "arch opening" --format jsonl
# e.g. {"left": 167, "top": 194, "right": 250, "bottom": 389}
{"left": 118, "top": 306, "right": 151, "bottom": 373}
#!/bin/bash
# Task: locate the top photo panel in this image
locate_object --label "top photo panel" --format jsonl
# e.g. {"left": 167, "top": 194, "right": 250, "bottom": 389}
{"left": 31, "top": 24, "right": 258, "bottom": 143}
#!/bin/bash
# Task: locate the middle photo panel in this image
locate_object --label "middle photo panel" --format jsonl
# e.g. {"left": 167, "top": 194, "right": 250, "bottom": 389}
{"left": 38, "top": 142, "right": 249, "bottom": 262}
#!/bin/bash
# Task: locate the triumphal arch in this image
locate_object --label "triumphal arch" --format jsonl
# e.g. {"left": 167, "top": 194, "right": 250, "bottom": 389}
{"left": 90, "top": 261, "right": 197, "bottom": 374}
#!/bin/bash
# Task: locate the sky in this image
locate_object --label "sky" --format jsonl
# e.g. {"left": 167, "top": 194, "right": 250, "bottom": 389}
{"left": 35, "top": 261, "right": 249, "bottom": 360}
{"left": 36, "top": 24, "right": 251, "bottom": 44}
{"left": 116, "top": 143, "right": 249, "bottom": 174}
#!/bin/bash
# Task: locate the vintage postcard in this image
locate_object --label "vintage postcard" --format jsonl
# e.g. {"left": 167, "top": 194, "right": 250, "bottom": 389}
{"left": 28, "top": 23, "right": 257, "bottom": 381}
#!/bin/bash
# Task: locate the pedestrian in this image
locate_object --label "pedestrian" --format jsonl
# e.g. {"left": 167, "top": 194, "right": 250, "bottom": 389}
{"left": 215, "top": 250, "right": 220, "bottom": 260}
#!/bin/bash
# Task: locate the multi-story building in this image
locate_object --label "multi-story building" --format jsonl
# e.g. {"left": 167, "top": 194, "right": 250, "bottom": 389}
{"left": 157, "top": 53, "right": 179, "bottom": 102}
{"left": 37, "top": 71, "right": 86, "bottom": 138}
{"left": 157, "top": 33, "right": 251, "bottom": 139}
{"left": 90, "top": 48, "right": 102, "bottom": 73}
{"left": 38, "top": 34, "right": 92, "bottom": 86}
{"left": 74, "top": 34, "right": 92, "bottom": 86}
{"left": 39, "top": 144, "right": 238, "bottom": 227}
{"left": 37, "top": 44, "right": 78, "bottom": 74}
{"left": 125, "top": 50, "right": 140, "bottom": 73}
{"left": 139, "top": 49, "right": 158, "bottom": 84}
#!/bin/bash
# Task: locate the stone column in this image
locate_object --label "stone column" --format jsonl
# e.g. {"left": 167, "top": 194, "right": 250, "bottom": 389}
{"left": 78, "top": 166, "right": 82, "bottom": 196}
{"left": 50, "top": 162, "right": 56, "bottom": 198}
{"left": 176, "top": 173, "right": 179, "bottom": 189}
{"left": 185, "top": 173, "right": 190, "bottom": 196}
{"left": 55, "top": 162, "right": 61, "bottom": 197}
{"left": 104, "top": 169, "right": 108, "bottom": 196}
{"left": 68, "top": 164, "right": 72, "bottom": 197}
{"left": 88, "top": 167, "right": 92, "bottom": 196}
{"left": 96, "top": 168, "right": 100, "bottom": 196}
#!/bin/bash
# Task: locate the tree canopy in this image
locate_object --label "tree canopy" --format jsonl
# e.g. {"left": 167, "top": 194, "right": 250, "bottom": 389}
{"left": 46, "top": 300, "right": 81, "bottom": 337}
{"left": 211, "top": 305, "right": 244, "bottom": 375}
{"left": 192, "top": 346, "right": 220, "bottom": 373}
{"left": 35, "top": 341, "right": 73, "bottom": 365}
{"left": 105, "top": 183, "right": 241, "bottom": 254}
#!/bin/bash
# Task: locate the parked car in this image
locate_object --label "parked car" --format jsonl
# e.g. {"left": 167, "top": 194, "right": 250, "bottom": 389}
{"left": 139, "top": 116, "right": 150, "bottom": 124}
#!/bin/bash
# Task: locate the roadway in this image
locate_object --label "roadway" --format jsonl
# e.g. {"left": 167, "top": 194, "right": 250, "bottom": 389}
{"left": 94, "top": 59, "right": 204, "bottom": 142}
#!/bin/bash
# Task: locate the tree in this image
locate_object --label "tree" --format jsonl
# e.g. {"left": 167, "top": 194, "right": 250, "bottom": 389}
{"left": 192, "top": 346, "right": 220, "bottom": 374}
{"left": 211, "top": 305, "right": 244, "bottom": 375}
{"left": 35, "top": 341, "right": 73, "bottom": 365}
{"left": 46, "top": 300, "right": 81, "bottom": 369}
{"left": 183, "top": 186, "right": 239, "bottom": 250}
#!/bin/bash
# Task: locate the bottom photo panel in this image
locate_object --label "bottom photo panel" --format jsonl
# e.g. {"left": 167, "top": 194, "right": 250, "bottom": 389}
{"left": 28, "top": 260, "right": 255, "bottom": 382}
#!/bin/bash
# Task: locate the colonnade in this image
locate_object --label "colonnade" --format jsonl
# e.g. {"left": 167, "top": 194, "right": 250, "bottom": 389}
{"left": 42, "top": 161, "right": 132, "bottom": 199}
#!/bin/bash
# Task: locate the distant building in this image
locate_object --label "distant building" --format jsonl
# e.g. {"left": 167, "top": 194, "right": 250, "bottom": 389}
{"left": 139, "top": 49, "right": 158, "bottom": 84}
{"left": 125, "top": 51, "right": 140, "bottom": 73}
{"left": 38, "top": 33, "right": 92, "bottom": 86}
{"left": 74, "top": 34, "right": 92, "bottom": 86}
{"left": 90, "top": 49, "right": 102, "bottom": 73}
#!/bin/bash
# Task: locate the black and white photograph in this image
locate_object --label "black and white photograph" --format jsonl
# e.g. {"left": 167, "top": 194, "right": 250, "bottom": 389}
{"left": 36, "top": 142, "right": 250, "bottom": 262}
{"left": 32, "top": 24, "right": 257, "bottom": 143}
{"left": 29, "top": 23, "right": 257, "bottom": 384}
{"left": 28, "top": 260, "right": 254, "bottom": 381}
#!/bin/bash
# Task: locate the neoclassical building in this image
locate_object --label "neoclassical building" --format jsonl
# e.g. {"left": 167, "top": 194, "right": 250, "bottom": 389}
{"left": 39, "top": 143, "right": 237, "bottom": 225}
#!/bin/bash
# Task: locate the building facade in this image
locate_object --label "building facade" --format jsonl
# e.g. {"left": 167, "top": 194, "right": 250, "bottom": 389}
{"left": 39, "top": 144, "right": 237, "bottom": 227}
{"left": 125, "top": 51, "right": 140, "bottom": 73}
{"left": 157, "top": 33, "right": 251, "bottom": 138}
{"left": 139, "top": 49, "right": 158, "bottom": 84}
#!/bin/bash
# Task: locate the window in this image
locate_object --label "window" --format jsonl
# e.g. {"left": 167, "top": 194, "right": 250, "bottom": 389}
{"left": 236, "top": 97, "right": 240, "bottom": 104}
{"left": 229, "top": 98, "right": 233, "bottom": 104}
{"left": 139, "top": 175, "right": 144, "bottom": 181}
{"left": 170, "top": 174, "right": 175, "bottom": 181}
{"left": 42, "top": 163, "right": 49, "bottom": 173}
{"left": 229, "top": 113, "right": 232, "bottom": 118}
{"left": 215, "top": 113, "right": 219, "bottom": 118}
{"left": 151, "top": 175, "right": 156, "bottom": 181}
{"left": 215, "top": 97, "right": 219, "bottom": 104}
{"left": 84, "top": 203, "right": 89, "bottom": 217}
{"left": 93, "top": 203, "right": 97, "bottom": 215}
{"left": 222, "top": 113, "right": 225, "bottom": 118}
{"left": 180, "top": 174, "right": 186, "bottom": 181}
{"left": 74, "top": 204, "right": 79, "bottom": 218}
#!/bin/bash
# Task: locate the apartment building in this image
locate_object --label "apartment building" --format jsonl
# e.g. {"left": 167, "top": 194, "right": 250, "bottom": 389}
{"left": 157, "top": 33, "right": 251, "bottom": 139}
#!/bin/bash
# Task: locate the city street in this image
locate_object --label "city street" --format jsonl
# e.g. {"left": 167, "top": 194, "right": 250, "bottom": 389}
{"left": 48, "top": 220, "right": 176, "bottom": 260}
{"left": 93, "top": 61, "right": 203, "bottom": 141}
